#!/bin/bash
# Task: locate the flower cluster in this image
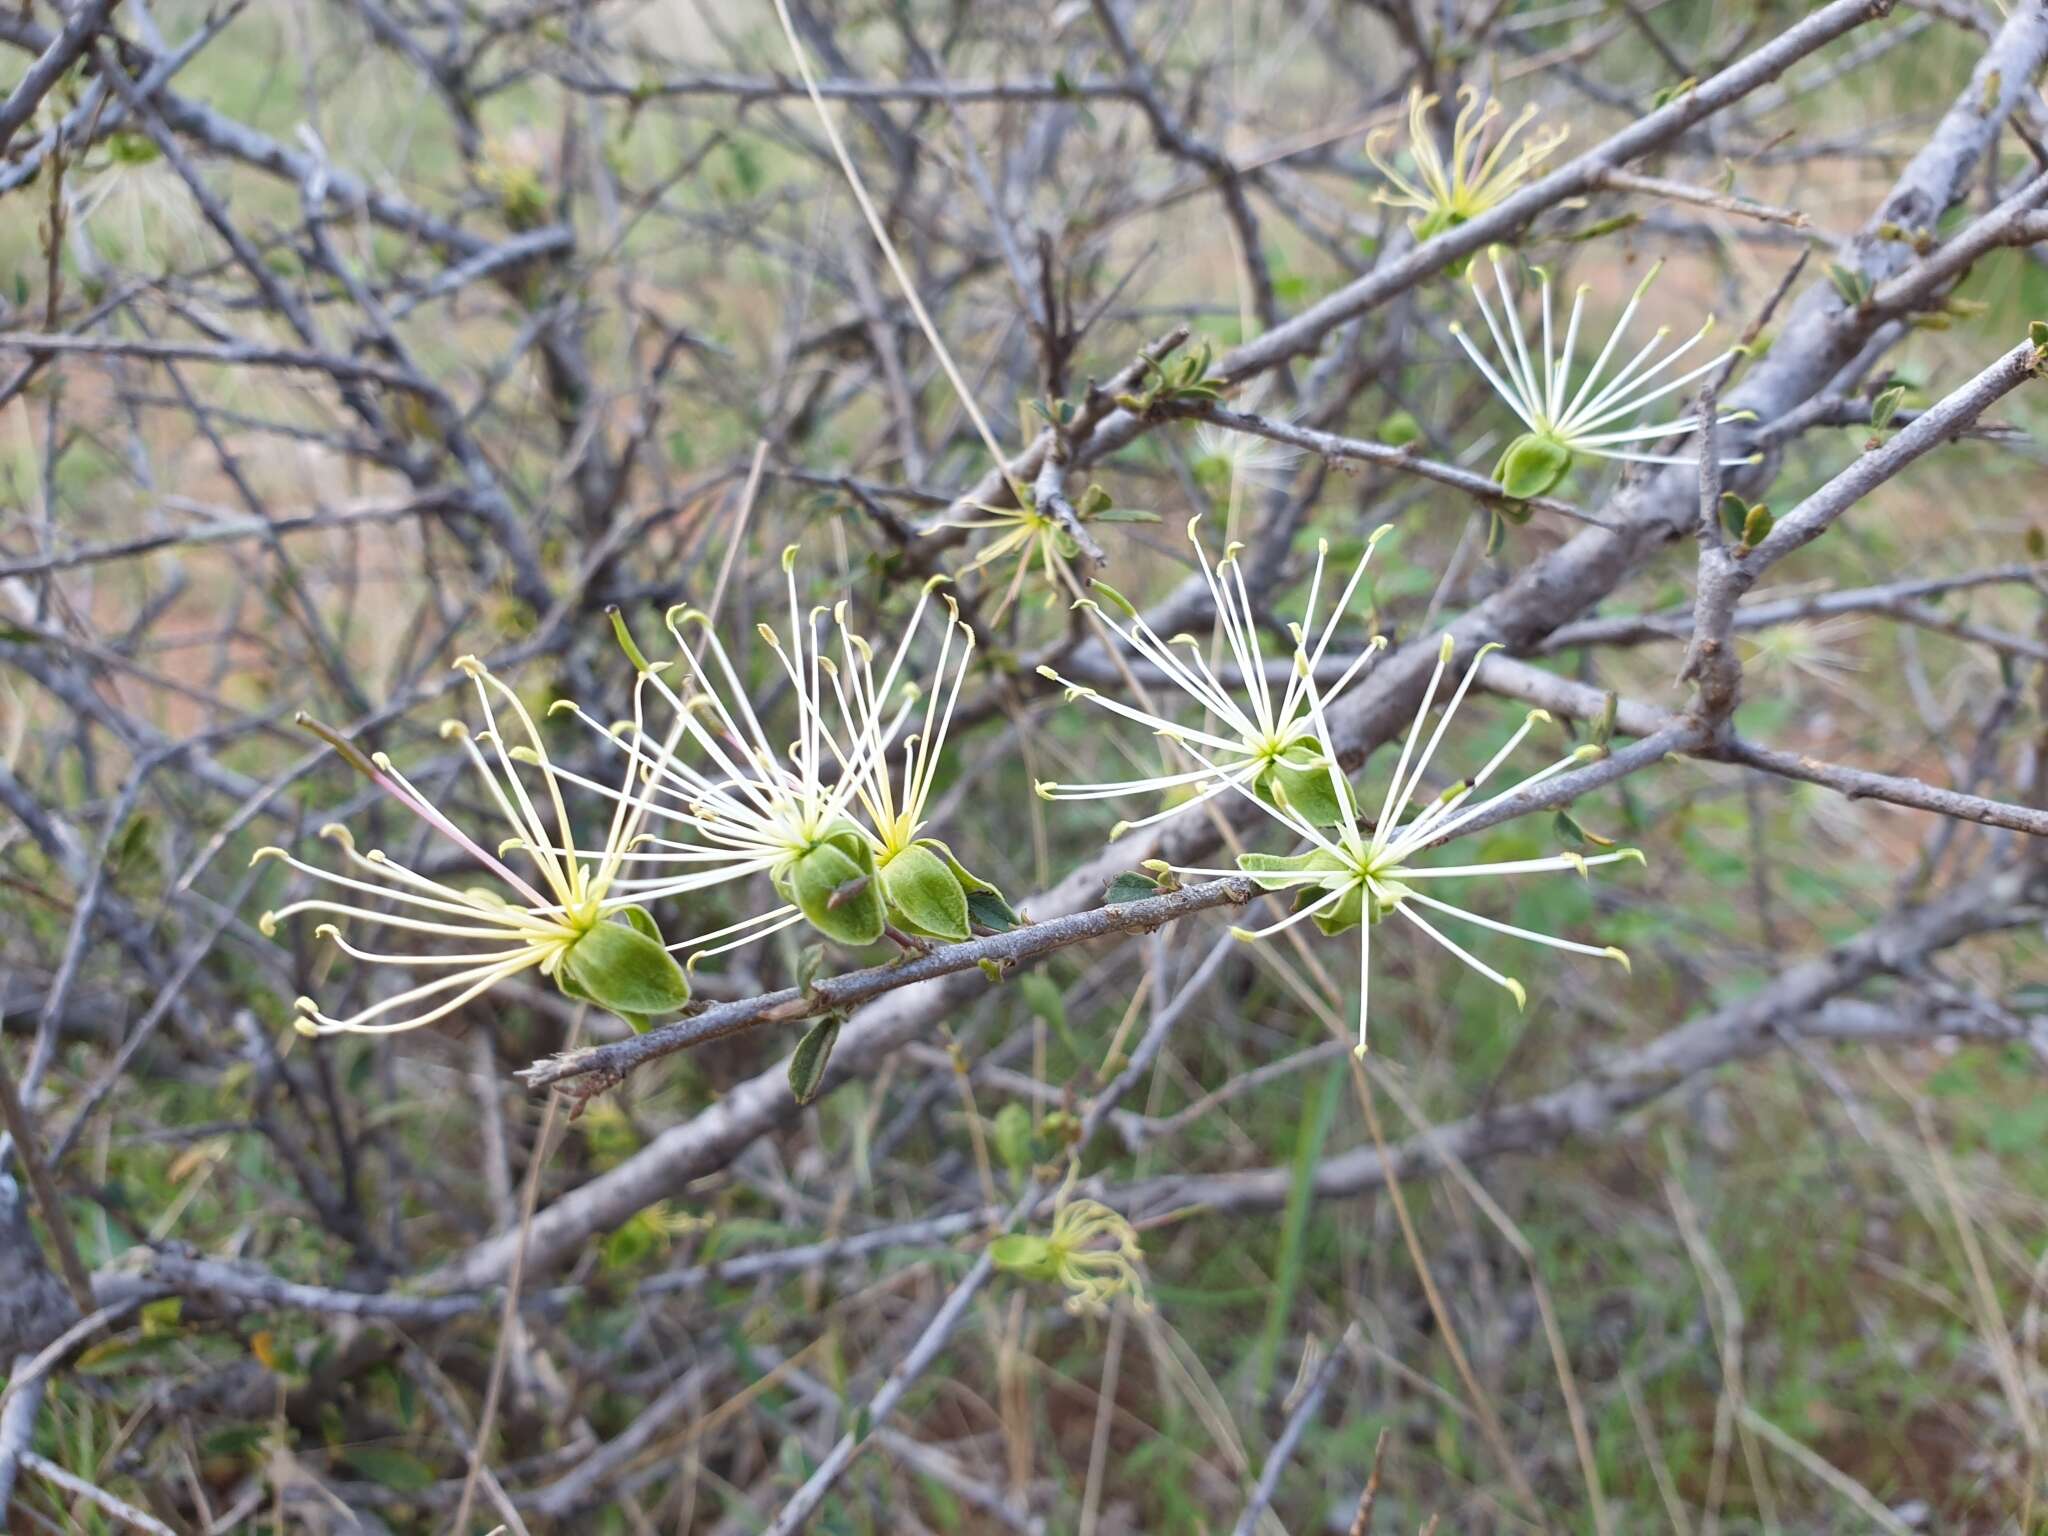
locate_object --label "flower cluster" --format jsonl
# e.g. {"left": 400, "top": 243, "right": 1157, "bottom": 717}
{"left": 256, "top": 553, "right": 1011, "bottom": 1037}
{"left": 1043, "top": 544, "right": 1640, "bottom": 1053}
{"left": 254, "top": 199, "right": 1699, "bottom": 1088}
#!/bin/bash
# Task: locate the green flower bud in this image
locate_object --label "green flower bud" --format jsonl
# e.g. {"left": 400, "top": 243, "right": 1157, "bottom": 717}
{"left": 1494, "top": 432, "right": 1573, "bottom": 500}
{"left": 878, "top": 842, "right": 971, "bottom": 942}
{"left": 784, "top": 838, "right": 886, "bottom": 947}
{"left": 989, "top": 1234, "right": 1061, "bottom": 1282}
{"left": 561, "top": 916, "right": 691, "bottom": 1018}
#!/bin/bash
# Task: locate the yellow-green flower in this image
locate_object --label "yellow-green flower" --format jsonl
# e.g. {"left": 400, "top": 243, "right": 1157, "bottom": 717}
{"left": 991, "top": 1191, "right": 1151, "bottom": 1316}
{"left": 1366, "top": 85, "right": 1567, "bottom": 241}
{"left": 937, "top": 497, "right": 1077, "bottom": 620}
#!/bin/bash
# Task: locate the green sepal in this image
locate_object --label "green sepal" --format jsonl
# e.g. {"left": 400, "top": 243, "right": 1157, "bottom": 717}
{"left": 1103, "top": 870, "right": 1161, "bottom": 905}
{"left": 787, "top": 1013, "right": 842, "bottom": 1105}
{"left": 782, "top": 837, "right": 886, "bottom": 947}
{"left": 1411, "top": 207, "right": 1467, "bottom": 267}
{"left": 989, "top": 1233, "right": 1060, "bottom": 1282}
{"left": 922, "top": 839, "right": 1021, "bottom": 932}
{"left": 1256, "top": 746, "right": 1347, "bottom": 826}
{"left": 1235, "top": 847, "right": 1348, "bottom": 893}
{"left": 879, "top": 842, "right": 971, "bottom": 942}
{"left": 561, "top": 918, "right": 691, "bottom": 1018}
{"left": 1363, "top": 878, "right": 1413, "bottom": 926}
{"left": 1311, "top": 884, "right": 1367, "bottom": 936}
{"left": 1494, "top": 432, "right": 1572, "bottom": 500}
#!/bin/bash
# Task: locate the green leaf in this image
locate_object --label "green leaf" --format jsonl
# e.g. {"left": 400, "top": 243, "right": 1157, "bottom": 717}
{"left": 1739, "top": 503, "right": 1774, "bottom": 549}
{"left": 1484, "top": 508, "right": 1507, "bottom": 558}
{"left": 922, "top": 840, "right": 1020, "bottom": 930}
{"left": 1379, "top": 409, "right": 1421, "bottom": 447}
{"left": 1591, "top": 691, "right": 1617, "bottom": 748}
{"left": 1017, "top": 972, "right": 1077, "bottom": 1055}
{"left": 967, "top": 887, "right": 1020, "bottom": 931}
{"left": 1650, "top": 75, "right": 1698, "bottom": 109}
{"left": 1258, "top": 751, "right": 1347, "bottom": 826}
{"left": 107, "top": 812, "right": 159, "bottom": 881}
{"left": 1869, "top": 384, "right": 1905, "bottom": 430}
{"left": 785, "top": 839, "right": 885, "bottom": 946}
{"left": 879, "top": 843, "right": 970, "bottom": 941}
{"left": 1494, "top": 433, "right": 1572, "bottom": 500}
{"left": 562, "top": 920, "right": 691, "bottom": 1017}
{"left": 788, "top": 1013, "right": 842, "bottom": 1105}
{"left": 619, "top": 904, "right": 662, "bottom": 944}
{"left": 1720, "top": 490, "right": 1749, "bottom": 539}
{"left": 340, "top": 1446, "right": 436, "bottom": 1493}
{"left": 1553, "top": 809, "right": 1614, "bottom": 848}
{"left": 1827, "top": 262, "right": 1870, "bottom": 308}
{"left": 795, "top": 942, "right": 828, "bottom": 993}
{"left": 1103, "top": 871, "right": 1161, "bottom": 905}
{"left": 992, "top": 1102, "right": 1033, "bottom": 1186}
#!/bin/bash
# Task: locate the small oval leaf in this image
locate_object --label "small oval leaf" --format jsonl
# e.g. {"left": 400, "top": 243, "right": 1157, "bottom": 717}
{"left": 788, "top": 1013, "right": 842, "bottom": 1105}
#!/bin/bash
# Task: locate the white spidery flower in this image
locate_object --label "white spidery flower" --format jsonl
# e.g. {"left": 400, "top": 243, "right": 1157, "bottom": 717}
{"left": 1035, "top": 516, "right": 1392, "bottom": 837}
{"left": 1192, "top": 387, "right": 1304, "bottom": 492}
{"left": 552, "top": 550, "right": 1011, "bottom": 961}
{"left": 1162, "top": 632, "right": 1642, "bottom": 1055}
{"left": 1451, "top": 252, "right": 1756, "bottom": 500}
{"left": 254, "top": 659, "right": 694, "bottom": 1037}
{"left": 1192, "top": 419, "right": 1304, "bottom": 491}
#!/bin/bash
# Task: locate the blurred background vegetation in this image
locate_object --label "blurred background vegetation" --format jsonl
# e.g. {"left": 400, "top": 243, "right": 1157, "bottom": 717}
{"left": 2, "top": 0, "right": 2046, "bottom": 1531}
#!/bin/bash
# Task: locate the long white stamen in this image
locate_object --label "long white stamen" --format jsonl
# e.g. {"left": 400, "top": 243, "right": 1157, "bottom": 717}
{"left": 1392, "top": 902, "right": 1525, "bottom": 1009}
{"left": 1371, "top": 637, "right": 1453, "bottom": 857}
{"left": 1404, "top": 889, "right": 1623, "bottom": 962}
